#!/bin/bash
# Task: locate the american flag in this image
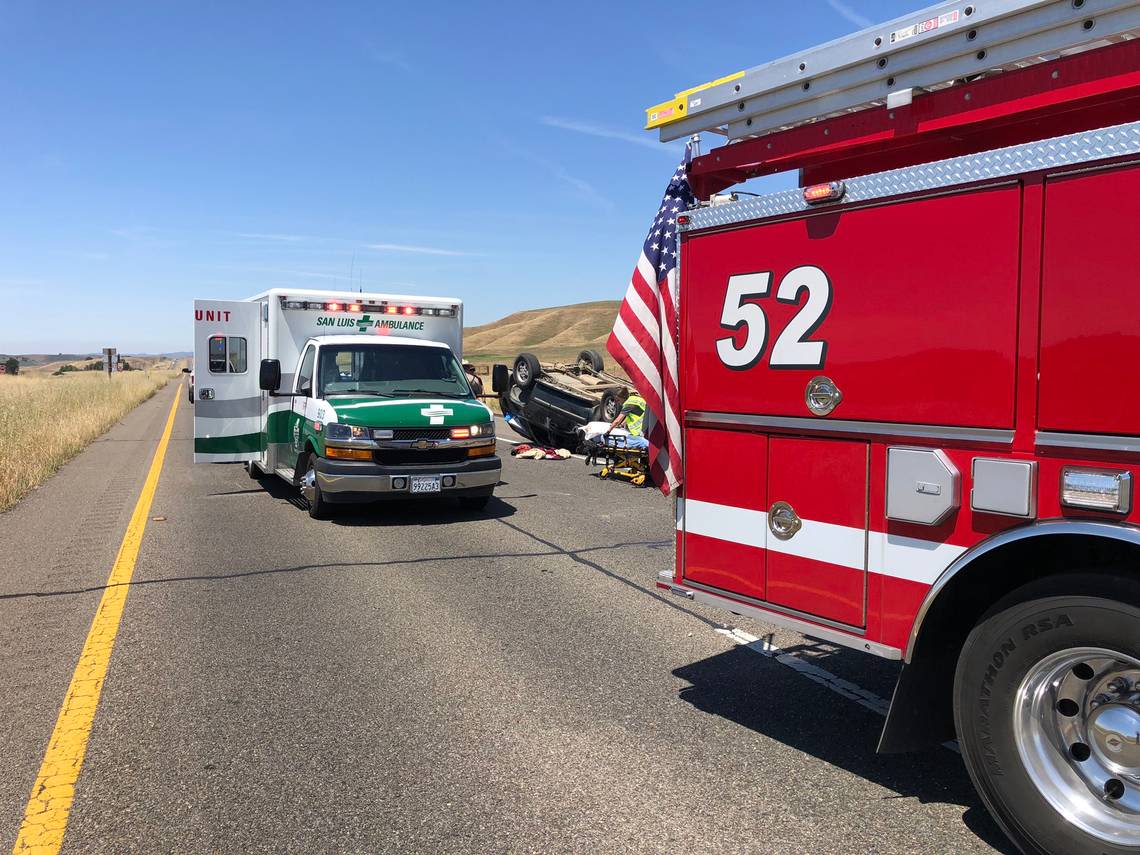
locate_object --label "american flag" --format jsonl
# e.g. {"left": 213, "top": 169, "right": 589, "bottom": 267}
{"left": 607, "top": 142, "right": 694, "bottom": 495}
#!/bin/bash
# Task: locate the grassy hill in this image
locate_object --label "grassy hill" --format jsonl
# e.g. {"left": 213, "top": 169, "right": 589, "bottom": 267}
{"left": 464, "top": 300, "right": 620, "bottom": 366}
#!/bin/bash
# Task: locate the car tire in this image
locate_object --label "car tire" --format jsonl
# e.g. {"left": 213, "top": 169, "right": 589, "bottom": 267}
{"left": 953, "top": 573, "right": 1140, "bottom": 855}
{"left": 512, "top": 353, "right": 541, "bottom": 389}
{"left": 600, "top": 391, "right": 621, "bottom": 422}
{"left": 577, "top": 349, "right": 605, "bottom": 372}
{"left": 301, "top": 455, "right": 331, "bottom": 520}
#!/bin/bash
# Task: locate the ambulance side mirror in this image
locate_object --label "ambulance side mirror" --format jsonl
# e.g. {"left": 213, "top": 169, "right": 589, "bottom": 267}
{"left": 181, "top": 368, "right": 191, "bottom": 374}
{"left": 491, "top": 363, "right": 510, "bottom": 394}
{"left": 259, "top": 358, "right": 282, "bottom": 392}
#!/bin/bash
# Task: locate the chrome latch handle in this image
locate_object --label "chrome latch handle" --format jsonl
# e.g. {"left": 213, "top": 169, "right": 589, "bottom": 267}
{"left": 769, "top": 501, "right": 802, "bottom": 540}
{"left": 805, "top": 375, "right": 842, "bottom": 416}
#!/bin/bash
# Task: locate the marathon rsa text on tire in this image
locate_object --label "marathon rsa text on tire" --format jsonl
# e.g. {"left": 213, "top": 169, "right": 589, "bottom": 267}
{"left": 577, "top": 349, "right": 605, "bottom": 372}
{"left": 512, "top": 352, "right": 541, "bottom": 389}
{"left": 953, "top": 574, "right": 1140, "bottom": 855}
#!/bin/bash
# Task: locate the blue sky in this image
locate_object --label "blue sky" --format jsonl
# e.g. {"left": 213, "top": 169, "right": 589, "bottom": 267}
{"left": 0, "top": 0, "right": 917, "bottom": 353}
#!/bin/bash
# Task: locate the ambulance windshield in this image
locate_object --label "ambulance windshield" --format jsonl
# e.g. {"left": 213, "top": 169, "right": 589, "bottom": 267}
{"left": 317, "top": 343, "right": 472, "bottom": 399}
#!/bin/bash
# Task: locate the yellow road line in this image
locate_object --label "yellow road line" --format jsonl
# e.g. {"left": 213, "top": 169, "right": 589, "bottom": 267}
{"left": 13, "top": 388, "right": 181, "bottom": 855}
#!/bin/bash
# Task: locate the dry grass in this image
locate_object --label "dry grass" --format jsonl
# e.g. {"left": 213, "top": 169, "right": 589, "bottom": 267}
{"left": 0, "top": 370, "right": 175, "bottom": 512}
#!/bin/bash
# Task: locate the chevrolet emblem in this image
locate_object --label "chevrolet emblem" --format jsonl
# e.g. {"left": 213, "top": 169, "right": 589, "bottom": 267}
{"left": 414, "top": 439, "right": 436, "bottom": 449}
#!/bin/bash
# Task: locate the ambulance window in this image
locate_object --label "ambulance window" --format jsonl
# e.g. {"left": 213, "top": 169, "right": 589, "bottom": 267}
{"left": 297, "top": 346, "right": 315, "bottom": 395}
{"left": 208, "top": 336, "right": 227, "bottom": 373}
{"left": 227, "top": 338, "right": 247, "bottom": 374}
{"left": 208, "top": 336, "right": 247, "bottom": 374}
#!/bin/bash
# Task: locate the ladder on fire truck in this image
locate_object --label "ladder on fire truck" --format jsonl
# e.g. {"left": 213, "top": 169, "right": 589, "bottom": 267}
{"left": 646, "top": 0, "right": 1140, "bottom": 143}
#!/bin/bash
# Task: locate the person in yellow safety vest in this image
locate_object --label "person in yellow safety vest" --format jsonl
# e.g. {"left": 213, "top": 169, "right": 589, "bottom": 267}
{"left": 605, "top": 387, "right": 649, "bottom": 450}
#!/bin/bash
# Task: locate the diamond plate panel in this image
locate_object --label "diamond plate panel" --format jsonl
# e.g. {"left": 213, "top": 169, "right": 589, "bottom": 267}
{"left": 681, "top": 121, "right": 1140, "bottom": 232}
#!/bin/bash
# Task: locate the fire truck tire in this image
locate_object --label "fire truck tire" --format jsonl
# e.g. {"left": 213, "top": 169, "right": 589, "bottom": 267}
{"left": 512, "top": 353, "right": 541, "bottom": 390}
{"left": 577, "top": 349, "right": 605, "bottom": 372}
{"left": 953, "top": 574, "right": 1140, "bottom": 855}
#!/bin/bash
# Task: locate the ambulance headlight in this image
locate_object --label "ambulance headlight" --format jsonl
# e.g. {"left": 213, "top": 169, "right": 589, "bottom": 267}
{"left": 468, "top": 422, "right": 495, "bottom": 438}
{"left": 324, "top": 423, "right": 369, "bottom": 441}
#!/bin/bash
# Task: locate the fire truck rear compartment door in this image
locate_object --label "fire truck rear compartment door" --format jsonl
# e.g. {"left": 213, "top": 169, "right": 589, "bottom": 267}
{"left": 194, "top": 300, "right": 263, "bottom": 463}
{"left": 682, "top": 186, "right": 1021, "bottom": 428}
{"left": 681, "top": 427, "right": 767, "bottom": 602}
{"left": 766, "top": 436, "right": 868, "bottom": 628}
{"left": 1039, "top": 163, "right": 1140, "bottom": 436}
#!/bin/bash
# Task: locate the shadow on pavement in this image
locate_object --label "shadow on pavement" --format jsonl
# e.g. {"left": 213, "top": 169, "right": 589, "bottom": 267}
{"left": 250, "top": 472, "right": 519, "bottom": 525}
{"left": 672, "top": 644, "right": 1017, "bottom": 854}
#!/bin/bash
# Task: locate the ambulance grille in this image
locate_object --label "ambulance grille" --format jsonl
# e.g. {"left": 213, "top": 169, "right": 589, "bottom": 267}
{"left": 389, "top": 428, "right": 450, "bottom": 441}
{"left": 372, "top": 448, "right": 467, "bottom": 466}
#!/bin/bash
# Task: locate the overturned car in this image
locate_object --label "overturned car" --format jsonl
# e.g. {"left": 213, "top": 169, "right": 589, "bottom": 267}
{"left": 492, "top": 350, "right": 635, "bottom": 449}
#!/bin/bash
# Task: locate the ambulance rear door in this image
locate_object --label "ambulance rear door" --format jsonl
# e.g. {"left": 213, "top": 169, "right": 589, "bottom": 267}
{"left": 193, "top": 300, "right": 264, "bottom": 462}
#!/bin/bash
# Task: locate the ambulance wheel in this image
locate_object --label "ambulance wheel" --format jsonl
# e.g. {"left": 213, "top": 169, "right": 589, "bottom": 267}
{"left": 300, "top": 456, "right": 330, "bottom": 520}
{"left": 459, "top": 494, "right": 490, "bottom": 512}
{"left": 512, "top": 353, "right": 541, "bottom": 389}
{"left": 953, "top": 574, "right": 1140, "bottom": 855}
{"left": 577, "top": 349, "right": 604, "bottom": 372}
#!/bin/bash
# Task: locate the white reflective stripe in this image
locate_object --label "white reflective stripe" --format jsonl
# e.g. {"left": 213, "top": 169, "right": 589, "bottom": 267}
{"left": 684, "top": 499, "right": 767, "bottom": 548}
{"left": 768, "top": 516, "right": 865, "bottom": 571}
{"left": 871, "top": 532, "right": 966, "bottom": 586}
{"left": 193, "top": 414, "right": 262, "bottom": 436}
{"left": 682, "top": 498, "right": 966, "bottom": 586}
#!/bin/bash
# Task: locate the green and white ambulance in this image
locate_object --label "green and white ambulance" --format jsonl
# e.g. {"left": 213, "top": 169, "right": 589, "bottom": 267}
{"left": 193, "top": 289, "right": 499, "bottom": 518}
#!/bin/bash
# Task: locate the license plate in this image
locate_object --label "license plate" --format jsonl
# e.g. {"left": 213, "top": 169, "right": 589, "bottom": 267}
{"left": 410, "top": 476, "right": 441, "bottom": 494}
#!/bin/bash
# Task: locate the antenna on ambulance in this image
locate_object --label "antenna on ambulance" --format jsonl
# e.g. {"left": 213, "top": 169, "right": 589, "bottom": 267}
{"left": 645, "top": 0, "right": 1140, "bottom": 143}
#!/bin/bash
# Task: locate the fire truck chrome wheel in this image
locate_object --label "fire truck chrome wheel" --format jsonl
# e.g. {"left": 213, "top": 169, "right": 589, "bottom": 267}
{"left": 1014, "top": 646, "right": 1140, "bottom": 845}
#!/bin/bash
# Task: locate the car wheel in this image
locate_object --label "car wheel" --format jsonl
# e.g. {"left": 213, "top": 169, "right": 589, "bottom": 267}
{"left": 954, "top": 574, "right": 1140, "bottom": 855}
{"left": 600, "top": 391, "right": 621, "bottom": 422}
{"left": 577, "top": 349, "right": 605, "bottom": 372}
{"left": 300, "top": 455, "right": 331, "bottom": 520}
{"left": 512, "top": 353, "right": 541, "bottom": 389}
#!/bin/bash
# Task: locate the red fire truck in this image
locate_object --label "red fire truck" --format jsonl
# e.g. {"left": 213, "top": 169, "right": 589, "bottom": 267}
{"left": 647, "top": 2, "right": 1140, "bottom": 852}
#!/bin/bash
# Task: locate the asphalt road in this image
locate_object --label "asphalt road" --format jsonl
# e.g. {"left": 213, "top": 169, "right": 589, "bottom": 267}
{"left": 0, "top": 381, "right": 1017, "bottom": 855}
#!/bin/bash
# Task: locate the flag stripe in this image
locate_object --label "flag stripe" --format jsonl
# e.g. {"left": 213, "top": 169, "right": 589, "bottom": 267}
{"left": 607, "top": 146, "right": 692, "bottom": 495}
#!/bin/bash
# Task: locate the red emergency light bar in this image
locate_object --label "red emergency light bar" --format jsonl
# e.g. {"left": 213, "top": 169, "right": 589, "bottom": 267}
{"left": 279, "top": 298, "right": 456, "bottom": 317}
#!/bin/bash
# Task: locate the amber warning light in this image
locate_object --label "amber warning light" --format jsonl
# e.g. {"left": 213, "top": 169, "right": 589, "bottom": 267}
{"left": 803, "top": 181, "right": 846, "bottom": 205}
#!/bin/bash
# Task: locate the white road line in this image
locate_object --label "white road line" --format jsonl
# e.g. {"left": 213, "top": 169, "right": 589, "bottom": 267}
{"left": 714, "top": 626, "right": 960, "bottom": 753}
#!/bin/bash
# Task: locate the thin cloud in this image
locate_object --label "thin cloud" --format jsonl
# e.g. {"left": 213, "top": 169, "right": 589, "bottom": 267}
{"left": 825, "top": 0, "right": 873, "bottom": 29}
{"left": 365, "top": 242, "right": 472, "bottom": 257}
{"left": 494, "top": 134, "right": 615, "bottom": 212}
{"left": 540, "top": 116, "right": 666, "bottom": 152}
{"left": 234, "top": 232, "right": 311, "bottom": 242}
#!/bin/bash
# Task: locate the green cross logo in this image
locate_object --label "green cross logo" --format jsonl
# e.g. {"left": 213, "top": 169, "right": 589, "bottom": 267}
{"left": 355, "top": 315, "right": 374, "bottom": 333}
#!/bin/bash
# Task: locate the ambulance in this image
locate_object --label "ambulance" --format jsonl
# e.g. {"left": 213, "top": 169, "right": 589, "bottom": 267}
{"left": 646, "top": 1, "right": 1140, "bottom": 853}
{"left": 192, "top": 289, "right": 499, "bottom": 518}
